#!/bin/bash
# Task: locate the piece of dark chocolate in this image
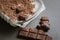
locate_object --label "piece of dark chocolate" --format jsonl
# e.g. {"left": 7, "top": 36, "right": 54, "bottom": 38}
{"left": 28, "top": 33, "right": 37, "bottom": 39}
{"left": 40, "top": 26, "right": 50, "bottom": 32}
{"left": 37, "top": 34, "right": 46, "bottom": 40}
{"left": 40, "top": 16, "right": 49, "bottom": 21}
{"left": 15, "top": 8, "right": 22, "bottom": 14}
{"left": 19, "top": 30, "right": 28, "bottom": 37}
{"left": 37, "top": 20, "right": 50, "bottom": 32}
{"left": 39, "top": 21, "right": 50, "bottom": 27}
{"left": 36, "top": 25, "right": 41, "bottom": 30}
{"left": 29, "top": 28, "right": 38, "bottom": 33}
{"left": 38, "top": 30, "right": 45, "bottom": 35}
{"left": 18, "top": 16, "right": 26, "bottom": 21}
{"left": 18, "top": 27, "right": 52, "bottom": 40}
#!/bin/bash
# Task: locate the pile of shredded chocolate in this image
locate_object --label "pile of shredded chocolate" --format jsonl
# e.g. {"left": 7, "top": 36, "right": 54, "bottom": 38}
{"left": 0, "top": 0, "right": 35, "bottom": 21}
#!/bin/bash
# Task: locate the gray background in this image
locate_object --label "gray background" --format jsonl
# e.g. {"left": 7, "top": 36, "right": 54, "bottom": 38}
{"left": 0, "top": 0, "right": 60, "bottom": 40}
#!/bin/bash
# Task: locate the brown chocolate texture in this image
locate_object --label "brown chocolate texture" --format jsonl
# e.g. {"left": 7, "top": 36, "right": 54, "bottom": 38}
{"left": 0, "top": 0, "right": 35, "bottom": 21}
{"left": 18, "top": 27, "right": 52, "bottom": 40}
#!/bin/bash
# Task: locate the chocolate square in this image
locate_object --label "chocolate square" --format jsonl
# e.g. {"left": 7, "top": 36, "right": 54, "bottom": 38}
{"left": 29, "top": 28, "right": 38, "bottom": 33}
{"left": 21, "top": 27, "right": 30, "bottom": 32}
{"left": 28, "top": 33, "right": 37, "bottom": 39}
{"left": 37, "top": 34, "right": 46, "bottom": 40}
{"left": 19, "top": 30, "right": 28, "bottom": 37}
{"left": 38, "top": 30, "right": 45, "bottom": 35}
{"left": 46, "top": 36, "right": 52, "bottom": 40}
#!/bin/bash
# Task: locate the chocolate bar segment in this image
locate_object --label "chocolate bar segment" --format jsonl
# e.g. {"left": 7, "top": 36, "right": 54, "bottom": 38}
{"left": 29, "top": 28, "right": 38, "bottom": 33}
{"left": 38, "top": 30, "right": 45, "bottom": 35}
{"left": 46, "top": 35, "right": 52, "bottom": 40}
{"left": 37, "top": 34, "right": 46, "bottom": 40}
{"left": 18, "top": 27, "right": 52, "bottom": 40}
{"left": 28, "top": 33, "right": 37, "bottom": 39}
{"left": 19, "top": 30, "right": 28, "bottom": 37}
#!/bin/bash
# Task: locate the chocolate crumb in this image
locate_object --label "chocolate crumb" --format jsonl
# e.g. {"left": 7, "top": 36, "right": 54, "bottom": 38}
{"left": 18, "top": 16, "right": 25, "bottom": 21}
{"left": 15, "top": 9, "right": 22, "bottom": 14}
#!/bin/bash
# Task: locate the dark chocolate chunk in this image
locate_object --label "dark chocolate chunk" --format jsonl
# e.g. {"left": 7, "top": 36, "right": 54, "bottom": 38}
{"left": 40, "top": 26, "right": 50, "bottom": 32}
{"left": 10, "top": 7, "right": 14, "bottom": 10}
{"left": 16, "top": 8, "right": 22, "bottom": 14}
{"left": 36, "top": 25, "right": 41, "bottom": 30}
{"left": 37, "top": 20, "right": 50, "bottom": 32}
{"left": 18, "top": 16, "right": 25, "bottom": 21}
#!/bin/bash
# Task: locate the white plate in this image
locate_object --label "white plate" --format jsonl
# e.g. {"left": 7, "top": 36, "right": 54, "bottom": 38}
{"left": 0, "top": 0, "right": 46, "bottom": 28}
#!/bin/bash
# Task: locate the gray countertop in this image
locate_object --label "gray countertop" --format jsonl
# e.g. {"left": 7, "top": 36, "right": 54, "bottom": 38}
{"left": 0, "top": 0, "right": 60, "bottom": 40}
